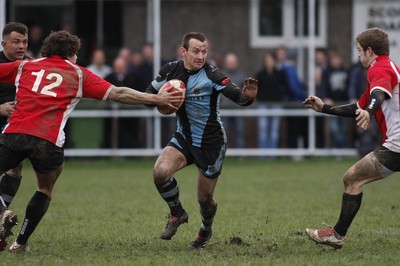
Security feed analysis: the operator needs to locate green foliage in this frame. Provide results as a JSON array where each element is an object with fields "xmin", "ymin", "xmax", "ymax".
[{"xmin": 2, "ymin": 157, "xmax": 400, "ymax": 265}]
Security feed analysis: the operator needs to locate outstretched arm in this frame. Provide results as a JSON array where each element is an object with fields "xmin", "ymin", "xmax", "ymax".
[
  {"xmin": 106, "ymin": 86, "xmax": 184, "ymax": 109},
  {"xmin": 221, "ymin": 77, "xmax": 258, "ymax": 106},
  {"xmin": 304, "ymin": 89, "xmax": 387, "ymax": 130},
  {"xmin": 303, "ymin": 95, "xmax": 357, "ymax": 117}
]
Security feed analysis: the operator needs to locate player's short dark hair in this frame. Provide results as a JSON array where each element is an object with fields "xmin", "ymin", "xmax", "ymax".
[
  {"xmin": 182, "ymin": 32, "xmax": 207, "ymax": 50},
  {"xmin": 356, "ymin": 28, "xmax": 389, "ymax": 56},
  {"xmin": 40, "ymin": 30, "xmax": 81, "ymax": 59},
  {"xmin": 2, "ymin": 22, "xmax": 28, "ymax": 38}
]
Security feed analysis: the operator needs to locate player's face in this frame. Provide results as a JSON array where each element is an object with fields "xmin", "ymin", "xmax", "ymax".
[
  {"xmin": 182, "ymin": 39, "xmax": 208, "ymax": 71},
  {"xmin": 356, "ymin": 42, "xmax": 372, "ymax": 68},
  {"xmin": 1, "ymin": 31, "xmax": 28, "ymax": 61}
]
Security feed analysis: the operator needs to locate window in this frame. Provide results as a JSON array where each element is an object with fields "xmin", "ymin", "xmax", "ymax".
[{"xmin": 250, "ymin": 0, "xmax": 327, "ymax": 48}]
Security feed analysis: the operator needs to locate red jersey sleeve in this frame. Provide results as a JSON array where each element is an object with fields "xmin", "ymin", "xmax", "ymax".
[
  {"xmin": 81, "ymin": 67, "xmax": 113, "ymax": 100},
  {"xmin": 0, "ymin": 61, "xmax": 21, "ymax": 84},
  {"xmin": 368, "ymin": 66, "xmax": 394, "ymax": 97},
  {"xmin": 357, "ymin": 90, "xmax": 369, "ymax": 109}
]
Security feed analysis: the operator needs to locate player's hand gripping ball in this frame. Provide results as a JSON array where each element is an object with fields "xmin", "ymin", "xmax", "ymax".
[{"xmin": 157, "ymin": 79, "xmax": 186, "ymax": 115}]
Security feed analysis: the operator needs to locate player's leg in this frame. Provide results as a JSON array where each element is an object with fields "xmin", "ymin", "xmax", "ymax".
[
  {"xmin": 0, "ymin": 169, "xmax": 18, "ymax": 252},
  {"xmin": 187, "ymin": 172, "xmax": 218, "ymax": 249},
  {"xmin": 0, "ymin": 161, "xmax": 24, "ymax": 207},
  {"xmin": 306, "ymin": 148, "xmax": 394, "ymax": 248},
  {"xmin": 9, "ymin": 135, "xmax": 64, "ymax": 252},
  {"xmin": 188, "ymin": 143, "xmax": 226, "ymax": 249},
  {"xmin": 154, "ymin": 144, "xmax": 188, "ymax": 240},
  {"xmin": 0, "ymin": 134, "xmax": 28, "ymax": 252},
  {"xmin": 10, "ymin": 165, "xmax": 63, "ymax": 252}
]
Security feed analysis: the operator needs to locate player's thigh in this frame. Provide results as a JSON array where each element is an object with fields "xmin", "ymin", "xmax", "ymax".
[
  {"xmin": 7, "ymin": 161, "xmax": 24, "ymax": 176},
  {"xmin": 30, "ymin": 137, "xmax": 64, "ymax": 174},
  {"xmin": 0, "ymin": 134, "xmax": 27, "ymax": 173},
  {"xmin": 154, "ymin": 146, "xmax": 187, "ymax": 180},
  {"xmin": 344, "ymin": 149, "xmax": 394, "ymax": 186},
  {"xmin": 192, "ymin": 143, "xmax": 227, "ymax": 179}
]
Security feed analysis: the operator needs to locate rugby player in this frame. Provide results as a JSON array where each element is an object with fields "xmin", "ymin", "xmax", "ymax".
[
  {"xmin": 146, "ymin": 32, "xmax": 258, "ymax": 249},
  {"xmin": 0, "ymin": 22, "xmax": 30, "ymax": 209},
  {"xmin": 0, "ymin": 30, "xmax": 183, "ymax": 252},
  {"xmin": 304, "ymin": 28, "xmax": 400, "ymax": 249}
]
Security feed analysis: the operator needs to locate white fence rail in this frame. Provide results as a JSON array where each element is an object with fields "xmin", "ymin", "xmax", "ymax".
[{"xmin": 64, "ymin": 106, "xmax": 358, "ymax": 157}]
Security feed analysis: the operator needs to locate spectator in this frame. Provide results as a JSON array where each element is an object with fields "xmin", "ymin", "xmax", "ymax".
[
  {"xmin": 320, "ymin": 49, "xmax": 351, "ymax": 148},
  {"xmin": 139, "ymin": 43, "xmax": 170, "ymax": 146},
  {"xmin": 140, "ymin": 43, "xmax": 155, "ymax": 88},
  {"xmin": 103, "ymin": 56, "xmax": 142, "ymax": 148},
  {"xmin": 220, "ymin": 52, "xmax": 247, "ymax": 148},
  {"xmin": 315, "ymin": 48, "xmax": 328, "ymax": 95},
  {"xmin": 129, "ymin": 51, "xmax": 143, "ymax": 75},
  {"xmin": 128, "ymin": 51, "xmax": 146, "ymax": 91},
  {"xmin": 27, "ymin": 25, "xmax": 43, "ymax": 58},
  {"xmin": 255, "ymin": 52, "xmax": 288, "ymax": 151},
  {"xmin": 118, "ymin": 47, "xmax": 132, "ymax": 63},
  {"xmin": 314, "ymin": 48, "xmax": 328, "ymax": 148},
  {"xmin": 275, "ymin": 46, "xmax": 308, "ymax": 150},
  {"xmin": 86, "ymin": 48, "xmax": 112, "ymax": 79}
]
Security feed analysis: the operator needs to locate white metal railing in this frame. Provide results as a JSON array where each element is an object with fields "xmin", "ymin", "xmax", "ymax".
[{"xmin": 64, "ymin": 106, "xmax": 358, "ymax": 157}]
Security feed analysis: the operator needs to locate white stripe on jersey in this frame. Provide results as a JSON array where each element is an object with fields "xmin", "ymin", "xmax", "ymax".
[
  {"xmin": 382, "ymin": 60, "xmax": 400, "ymax": 153},
  {"xmin": 54, "ymin": 60, "xmax": 84, "ymax": 147}
]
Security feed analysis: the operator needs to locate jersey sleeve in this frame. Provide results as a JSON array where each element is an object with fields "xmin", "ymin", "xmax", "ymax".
[
  {"xmin": 368, "ymin": 66, "xmax": 393, "ymax": 98},
  {"xmin": 212, "ymin": 67, "xmax": 244, "ymax": 104},
  {"xmin": 357, "ymin": 89, "xmax": 370, "ymax": 109},
  {"xmin": 146, "ymin": 62, "xmax": 176, "ymax": 94},
  {"xmin": 0, "ymin": 61, "xmax": 21, "ymax": 84},
  {"xmin": 81, "ymin": 67, "xmax": 113, "ymax": 100}
]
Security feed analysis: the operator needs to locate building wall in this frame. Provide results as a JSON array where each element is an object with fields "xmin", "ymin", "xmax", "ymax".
[
  {"xmin": 327, "ymin": 0, "xmax": 353, "ymax": 67},
  {"xmin": 123, "ymin": 0, "xmax": 354, "ymax": 80}
]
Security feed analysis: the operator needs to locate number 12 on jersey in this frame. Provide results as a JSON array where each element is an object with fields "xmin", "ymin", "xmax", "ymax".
[{"xmin": 31, "ymin": 70, "xmax": 63, "ymax": 97}]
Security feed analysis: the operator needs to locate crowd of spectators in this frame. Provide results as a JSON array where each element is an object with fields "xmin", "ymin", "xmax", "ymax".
[{"xmin": 24, "ymin": 25, "xmax": 379, "ymax": 154}]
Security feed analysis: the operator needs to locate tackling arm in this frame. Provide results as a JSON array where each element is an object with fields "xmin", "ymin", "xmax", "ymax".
[
  {"xmin": 322, "ymin": 89, "xmax": 387, "ymax": 117},
  {"xmin": 107, "ymin": 86, "xmax": 182, "ymax": 109},
  {"xmin": 322, "ymin": 103, "xmax": 358, "ymax": 117}
]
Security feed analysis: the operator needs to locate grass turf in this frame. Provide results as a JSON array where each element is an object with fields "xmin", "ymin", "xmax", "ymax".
[{"xmin": 1, "ymin": 157, "xmax": 400, "ymax": 265}]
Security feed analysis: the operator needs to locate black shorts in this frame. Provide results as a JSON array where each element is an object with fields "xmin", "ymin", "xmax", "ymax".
[
  {"xmin": 373, "ymin": 146, "xmax": 400, "ymax": 172},
  {"xmin": 168, "ymin": 132, "xmax": 226, "ymax": 179},
  {"xmin": 0, "ymin": 133, "xmax": 64, "ymax": 174}
]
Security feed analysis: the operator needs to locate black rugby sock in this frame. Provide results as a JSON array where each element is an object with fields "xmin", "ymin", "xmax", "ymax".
[
  {"xmin": 200, "ymin": 202, "xmax": 217, "ymax": 233},
  {"xmin": 0, "ymin": 173, "xmax": 22, "ymax": 207},
  {"xmin": 156, "ymin": 177, "xmax": 184, "ymax": 216},
  {"xmin": 334, "ymin": 192, "xmax": 363, "ymax": 237},
  {"xmin": 16, "ymin": 191, "xmax": 51, "ymax": 245},
  {"xmin": 0, "ymin": 191, "xmax": 6, "ymax": 213}
]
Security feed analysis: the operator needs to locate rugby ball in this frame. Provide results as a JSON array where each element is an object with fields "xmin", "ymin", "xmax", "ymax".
[{"xmin": 157, "ymin": 79, "xmax": 186, "ymax": 115}]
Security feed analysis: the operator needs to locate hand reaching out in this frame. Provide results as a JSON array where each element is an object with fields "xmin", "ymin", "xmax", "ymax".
[
  {"xmin": 242, "ymin": 77, "xmax": 258, "ymax": 101},
  {"xmin": 303, "ymin": 95, "xmax": 324, "ymax": 112}
]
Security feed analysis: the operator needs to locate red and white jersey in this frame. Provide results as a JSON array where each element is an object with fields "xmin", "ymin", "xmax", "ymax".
[
  {"xmin": 0, "ymin": 55, "xmax": 113, "ymax": 147},
  {"xmin": 357, "ymin": 55, "xmax": 400, "ymax": 152}
]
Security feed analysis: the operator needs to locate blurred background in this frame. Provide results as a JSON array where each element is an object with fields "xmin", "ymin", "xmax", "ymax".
[{"xmin": 1, "ymin": 0, "xmax": 399, "ymax": 158}]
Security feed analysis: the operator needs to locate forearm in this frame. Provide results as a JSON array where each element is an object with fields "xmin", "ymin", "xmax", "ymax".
[
  {"xmin": 322, "ymin": 102, "xmax": 358, "ymax": 117},
  {"xmin": 109, "ymin": 87, "xmax": 159, "ymax": 105},
  {"xmin": 364, "ymin": 89, "xmax": 386, "ymax": 116},
  {"xmin": 222, "ymin": 86, "xmax": 254, "ymax": 106}
]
